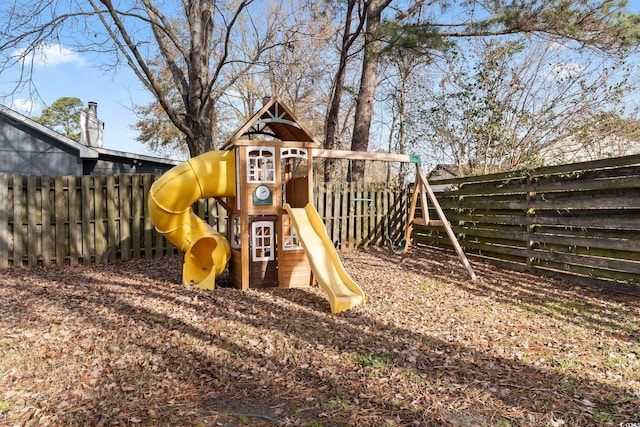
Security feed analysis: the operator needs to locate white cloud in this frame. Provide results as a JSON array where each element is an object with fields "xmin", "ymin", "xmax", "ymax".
[
  {"xmin": 11, "ymin": 98, "xmax": 40, "ymax": 113},
  {"xmin": 546, "ymin": 62, "xmax": 583, "ymax": 80},
  {"xmin": 13, "ymin": 43, "xmax": 84, "ymax": 68}
]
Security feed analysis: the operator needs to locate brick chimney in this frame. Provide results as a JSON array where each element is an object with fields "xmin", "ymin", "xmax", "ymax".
[{"xmin": 80, "ymin": 101, "xmax": 104, "ymax": 148}]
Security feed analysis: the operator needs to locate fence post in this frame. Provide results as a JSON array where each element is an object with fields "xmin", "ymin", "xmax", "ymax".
[
  {"xmin": 525, "ymin": 173, "xmax": 536, "ymax": 272},
  {"xmin": 456, "ymin": 179, "xmax": 464, "ymax": 252},
  {"xmin": 81, "ymin": 175, "xmax": 92, "ymax": 264}
]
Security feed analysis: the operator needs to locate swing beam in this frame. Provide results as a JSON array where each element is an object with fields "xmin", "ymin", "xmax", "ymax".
[{"xmin": 311, "ymin": 149, "xmax": 477, "ymax": 281}]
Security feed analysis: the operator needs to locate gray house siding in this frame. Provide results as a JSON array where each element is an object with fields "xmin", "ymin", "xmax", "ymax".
[{"xmin": 0, "ymin": 113, "xmax": 84, "ymax": 175}]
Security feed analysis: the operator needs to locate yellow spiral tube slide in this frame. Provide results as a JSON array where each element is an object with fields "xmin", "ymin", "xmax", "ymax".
[{"xmin": 148, "ymin": 150, "xmax": 236, "ymax": 289}]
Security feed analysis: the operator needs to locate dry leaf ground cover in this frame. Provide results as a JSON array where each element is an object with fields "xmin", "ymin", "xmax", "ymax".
[{"xmin": 1, "ymin": 246, "xmax": 638, "ymax": 426}]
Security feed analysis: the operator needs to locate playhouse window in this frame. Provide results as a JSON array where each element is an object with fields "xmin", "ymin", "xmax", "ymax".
[
  {"xmin": 247, "ymin": 147, "xmax": 275, "ymax": 183},
  {"xmin": 282, "ymin": 215, "xmax": 302, "ymax": 250},
  {"xmin": 281, "ymin": 147, "xmax": 307, "ymax": 160},
  {"xmin": 252, "ymin": 221, "xmax": 275, "ymax": 261}
]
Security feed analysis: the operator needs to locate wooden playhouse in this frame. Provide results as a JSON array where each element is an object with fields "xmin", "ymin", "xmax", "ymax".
[{"xmin": 221, "ymin": 97, "xmax": 319, "ymax": 290}]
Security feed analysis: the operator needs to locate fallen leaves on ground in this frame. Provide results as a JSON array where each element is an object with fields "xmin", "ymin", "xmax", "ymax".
[{"xmin": 0, "ymin": 246, "xmax": 638, "ymax": 426}]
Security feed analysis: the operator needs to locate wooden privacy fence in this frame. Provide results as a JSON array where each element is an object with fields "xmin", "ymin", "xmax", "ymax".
[
  {"xmin": 0, "ymin": 174, "xmax": 227, "ymax": 267},
  {"xmin": 4, "ymin": 152, "xmax": 639, "ymax": 295},
  {"xmin": 415, "ymin": 154, "xmax": 640, "ymax": 294},
  {"xmin": 314, "ymin": 182, "xmax": 410, "ymax": 249},
  {"xmin": 0, "ymin": 174, "xmax": 409, "ymax": 268}
]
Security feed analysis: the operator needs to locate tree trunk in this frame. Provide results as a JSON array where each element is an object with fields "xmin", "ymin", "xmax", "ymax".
[
  {"xmin": 185, "ymin": 0, "xmax": 214, "ymax": 156},
  {"xmin": 324, "ymin": 72, "xmax": 346, "ymax": 182},
  {"xmin": 324, "ymin": 0, "xmax": 362, "ymax": 182},
  {"xmin": 348, "ymin": 0, "xmax": 381, "ymax": 182},
  {"xmin": 397, "ymin": 66, "xmax": 407, "ymax": 184},
  {"xmin": 186, "ymin": 101, "xmax": 215, "ymax": 154}
]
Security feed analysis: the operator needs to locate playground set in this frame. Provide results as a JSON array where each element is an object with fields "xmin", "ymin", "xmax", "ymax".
[{"xmin": 148, "ymin": 98, "xmax": 475, "ymax": 314}]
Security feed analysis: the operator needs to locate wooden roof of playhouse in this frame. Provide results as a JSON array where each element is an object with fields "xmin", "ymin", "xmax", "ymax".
[{"xmin": 223, "ymin": 97, "xmax": 319, "ymax": 148}]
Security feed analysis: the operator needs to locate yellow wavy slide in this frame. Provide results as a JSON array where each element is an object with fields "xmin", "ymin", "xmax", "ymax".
[
  {"xmin": 284, "ymin": 203, "xmax": 365, "ymax": 313},
  {"xmin": 148, "ymin": 150, "xmax": 236, "ymax": 289}
]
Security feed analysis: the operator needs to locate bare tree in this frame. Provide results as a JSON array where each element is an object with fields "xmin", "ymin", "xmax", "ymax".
[
  {"xmin": 0, "ymin": 0, "xmax": 290, "ymax": 156},
  {"xmin": 220, "ymin": 25, "xmax": 334, "ymax": 139},
  {"xmin": 262, "ymin": 8, "xmax": 336, "ymax": 139},
  {"xmin": 132, "ymin": 0, "xmax": 334, "ymax": 155},
  {"xmin": 377, "ymin": 43, "xmax": 434, "ymax": 184},
  {"xmin": 322, "ymin": 0, "xmax": 367, "ymax": 181},
  {"xmin": 345, "ymin": 0, "xmax": 640, "ymax": 181},
  {"xmin": 550, "ymin": 110, "xmax": 640, "ymax": 163},
  {"xmin": 348, "ymin": 0, "xmax": 428, "ymax": 181},
  {"xmin": 3, "ymin": 0, "xmax": 637, "ymax": 166},
  {"xmin": 412, "ymin": 37, "xmax": 637, "ymax": 174}
]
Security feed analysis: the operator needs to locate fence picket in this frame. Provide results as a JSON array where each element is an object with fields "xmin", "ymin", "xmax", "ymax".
[
  {"xmin": 12, "ymin": 176, "xmax": 22, "ymax": 265},
  {"xmin": 54, "ymin": 177, "xmax": 66, "ymax": 265},
  {"xmin": 332, "ymin": 182, "xmax": 341, "ymax": 247},
  {"xmin": 347, "ymin": 182, "xmax": 356, "ymax": 248},
  {"xmin": 143, "ymin": 175, "xmax": 154, "ymax": 258},
  {"xmin": 41, "ymin": 176, "xmax": 53, "ymax": 265},
  {"xmin": 340, "ymin": 182, "xmax": 348, "ymax": 248},
  {"xmin": 81, "ymin": 176, "xmax": 93, "ymax": 264},
  {"xmin": 131, "ymin": 174, "xmax": 142, "ymax": 260},
  {"xmin": 94, "ymin": 176, "xmax": 107, "ymax": 263},
  {"xmin": 375, "ymin": 184, "xmax": 383, "ymax": 245},
  {"xmin": 68, "ymin": 176, "xmax": 80, "ymax": 266},
  {"xmin": 355, "ymin": 182, "xmax": 362, "ymax": 245},
  {"xmin": 120, "ymin": 175, "xmax": 131, "ymax": 261},
  {"xmin": 363, "ymin": 184, "xmax": 372, "ymax": 248},
  {"xmin": 106, "ymin": 175, "xmax": 118, "ymax": 263}
]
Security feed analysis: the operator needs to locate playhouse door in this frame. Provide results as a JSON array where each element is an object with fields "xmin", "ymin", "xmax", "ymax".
[{"xmin": 250, "ymin": 218, "xmax": 278, "ymax": 288}]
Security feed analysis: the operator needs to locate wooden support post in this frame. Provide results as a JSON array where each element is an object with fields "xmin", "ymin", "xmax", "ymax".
[
  {"xmin": 399, "ymin": 180, "xmax": 420, "ymax": 260},
  {"xmin": 416, "ymin": 166, "xmax": 477, "ymax": 281}
]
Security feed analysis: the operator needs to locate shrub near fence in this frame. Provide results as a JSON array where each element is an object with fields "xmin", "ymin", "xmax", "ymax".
[
  {"xmin": 415, "ymin": 154, "xmax": 640, "ymax": 294},
  {"xmin": 0, "ymin": 174, "xmax": 408, "ymax": 268}
]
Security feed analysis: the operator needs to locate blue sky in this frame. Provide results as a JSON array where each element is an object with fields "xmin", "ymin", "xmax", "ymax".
[{"xmin": 2, "ymin": 0, "xmax": 640, "ymax": 158}]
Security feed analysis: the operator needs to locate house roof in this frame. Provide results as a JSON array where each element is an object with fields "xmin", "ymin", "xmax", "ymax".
[
  {"xmin": 0, "ymin": 104, "xmax": 179, "ymax": 166},
  {"xmin": 223, "ymin": 97, "xmax": 320, "ymax": 148},
  {"xmin": 1, "ymin": 104, "xmax": 98, "ymax": 159},
  {"xmin": 428, "ymin": 164, "xmax": 460, "ymax": 180}
]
